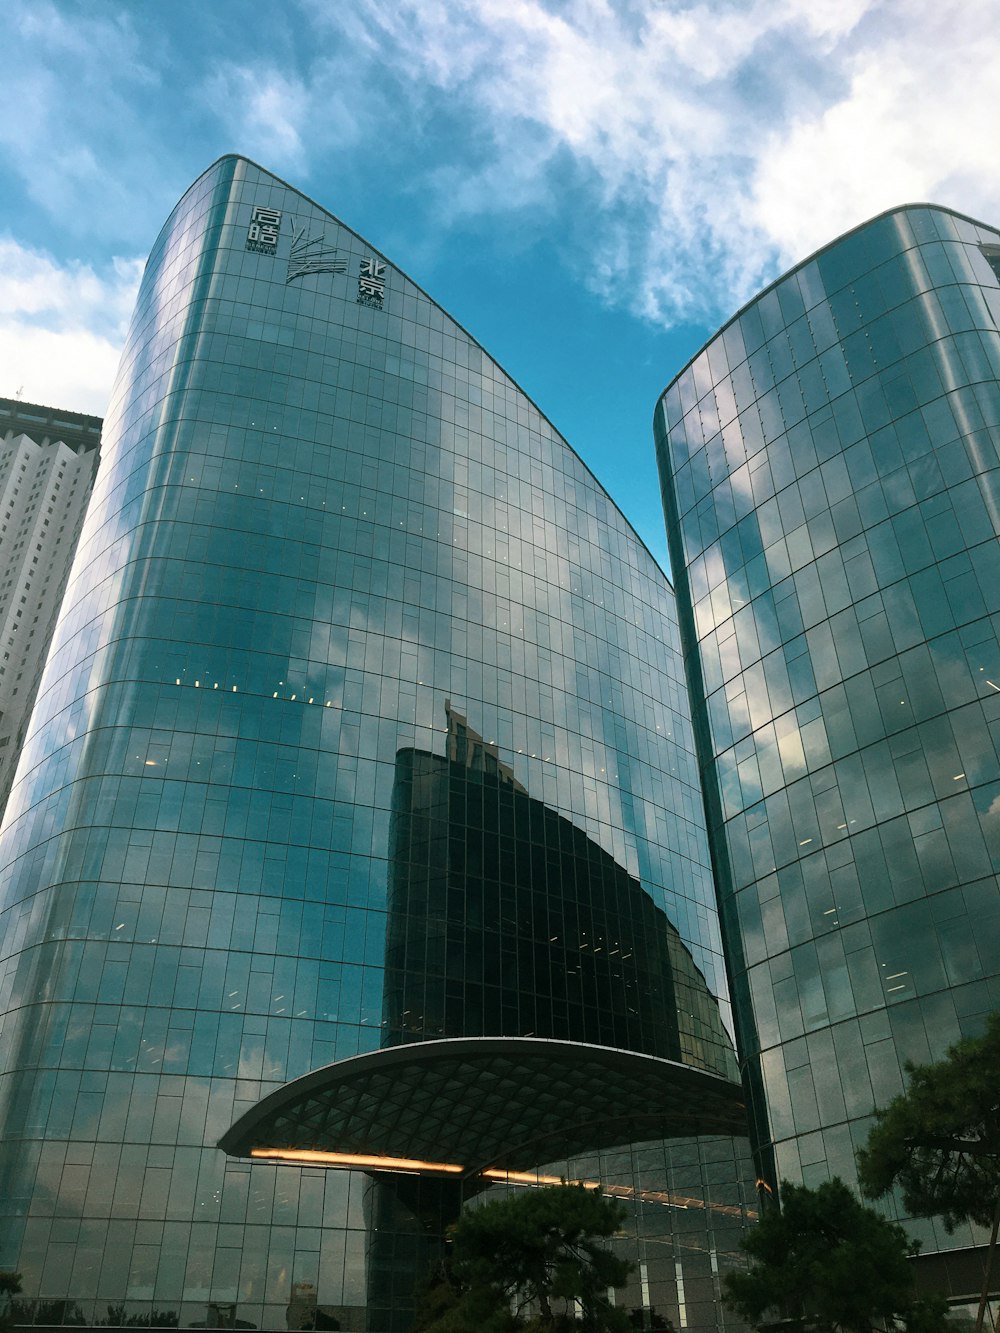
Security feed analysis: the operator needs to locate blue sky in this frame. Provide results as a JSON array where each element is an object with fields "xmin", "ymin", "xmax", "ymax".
[{"xmin": 1, "ymin": 0, "xmax": 997, "ymax": 570}]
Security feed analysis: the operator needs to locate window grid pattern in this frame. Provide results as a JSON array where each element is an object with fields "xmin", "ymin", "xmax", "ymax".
[
  {"xmin": 0, "ymin": 158, "xmax": 750, "ymax": 1329},
  {"xmin": 656, "ymin": 204, "xmax": 1000, "ymax": 1257}
]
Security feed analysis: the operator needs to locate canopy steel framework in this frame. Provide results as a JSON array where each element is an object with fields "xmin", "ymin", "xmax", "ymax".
[{"xmin": 219, "ymin": 1037, "xmax": 747, "ymax": 1178}]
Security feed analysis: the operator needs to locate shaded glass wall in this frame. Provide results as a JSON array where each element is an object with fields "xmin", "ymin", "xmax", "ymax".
[
  {"xmin": 384, "ymin": 707, "xmax": 734, "ymax": 1065},
  {"xmin": 0, "ymin": 157, "xmax": 748, "ymax": 1329},
  {"xmin": 656, "ymin": 205, "xmax": 1000, "ymax": 1266}
]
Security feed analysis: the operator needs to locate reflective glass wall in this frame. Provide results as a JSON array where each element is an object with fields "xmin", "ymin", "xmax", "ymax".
[
  {"xmin": 0, "ymin": 157, "xmax": 750, "ymax": 1330},
  {"xmin": 656, "ymin": 205, "xmax": 1000, "ymax": 1269}
]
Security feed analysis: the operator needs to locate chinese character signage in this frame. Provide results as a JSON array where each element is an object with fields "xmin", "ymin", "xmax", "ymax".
[
  {"xmin": 286, "ymin": 222, "xmax": 346, "ymax": 284},
  {"xmin": 357, "ymin": 257, "xmax": 386, "ymax": 308},
  {"xmin": 246, "ymin": 206, "xmax": 282, "ymax": 254},
  {"xmin": 245, "ymin": 203, "xmax": 389, "ymax": 312}
]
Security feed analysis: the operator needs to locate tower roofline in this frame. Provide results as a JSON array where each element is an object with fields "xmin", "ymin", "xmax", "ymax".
[
  {"xmin": 174, "ymin": 155, "xmax": 672, "ymax": 582},
  {"xmin": 0, "ymin": 395, "xmax": 102, "ymax": 454},
  {"xmin": 653, "ymin": 199, "xmax": 1000, "ymax": 409}
]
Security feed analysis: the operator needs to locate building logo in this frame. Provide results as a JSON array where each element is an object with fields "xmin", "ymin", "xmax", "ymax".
[
  {"xmin": 246, "ymin": 206, "xmax": 282, "ymax": 254},
  {"xmin": 246, "ymin": 203, "xmax": 388, "ymax": 310},
  {"xmin": 286, "ymin": 222, "xmax": 347, "ymax": 284}
]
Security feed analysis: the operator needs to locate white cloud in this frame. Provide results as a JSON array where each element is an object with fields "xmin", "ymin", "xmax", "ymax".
[
  {"xmin": 297, "ymin": 0, "xmax": 1000, "ymax": 325},
  {"xmin": 0, "ymin": 240, "xmax": 142, "ymax": 415},
  {"xmin": 4, "ymin": 0, "xmax": 998, "ymax": 391},
  {"xmin": 202, "ymin": 65, "xmax": 313, "ymax": 178},
  {"xmin": 748, "ymin": 0, "xmax": 1000, "ymax": 263},
  {"xmin": 0, "ymin": 1, "xmax": 162, "ymax": 241},
  {"xmin": 199, "ymin": 40, "xmax": 387, "ymax": 184}
]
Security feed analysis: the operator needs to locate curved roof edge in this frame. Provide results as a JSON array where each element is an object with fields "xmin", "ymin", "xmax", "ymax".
[
  {"xmin": 218, "ymin": 1035, "xmax": 747, "ymax": 1176},
  {"xmin": 653, "ymin": 200, "xmax": 1000, "ymax": 408},
  {"xmin": 162, "ymin": 154, "xmax": 672, "ymax": 584}
]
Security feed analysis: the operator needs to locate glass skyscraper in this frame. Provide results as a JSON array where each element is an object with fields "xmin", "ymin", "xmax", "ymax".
[
  {"xmin": 656, "ymin": 205, "xmax": 1000, "ymax": 1299},
  {"xmin": 0, "ymin": 158, "xmax": 753, "ymax": 1331}
]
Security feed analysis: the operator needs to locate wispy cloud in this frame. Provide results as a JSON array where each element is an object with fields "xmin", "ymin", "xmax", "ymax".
[
  {"xmin": 293, "ymin": 0, "xmax": 1000, "ymax": 324},
  {"xmin": 4, "ymin": 0, "xmax": 998, "ymax": 415},
  {"xmin": 0, "ymin": 239, "xmax": 143, "ymax": 414},
  {"xmin": 198, "ymin": 32, "xmax": 397, "ymax": 186},
  {"xmin": 748, "ymin": 0, "xmax": 1000, "ymax": 259},
  {"xmin": 201, "ymin": 65, "xmax": 314, "ymax": 178},
  {"xmin": 0, "ymin": 1, "xmax": 163, "ymax": 241}
]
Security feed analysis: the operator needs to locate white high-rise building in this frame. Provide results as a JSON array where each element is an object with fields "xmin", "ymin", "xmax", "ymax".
[{"xmin": 0, "ymin": 398, "xmax": 101, "ymax": 820}]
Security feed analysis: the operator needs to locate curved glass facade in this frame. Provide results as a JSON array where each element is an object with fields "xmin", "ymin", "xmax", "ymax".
[
  {"xmin": 656, "ymin": 206, "xmax": 1000, "ymax": 1266},
  {"xmin": 0, "ymin": 157, "xmax": 751, "ymax": 1330}
]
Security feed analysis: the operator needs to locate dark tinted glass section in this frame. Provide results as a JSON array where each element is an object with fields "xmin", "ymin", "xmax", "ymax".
[{"xmin": 385, "ymin": 707, "xmax": 732, "ymax": 1069}]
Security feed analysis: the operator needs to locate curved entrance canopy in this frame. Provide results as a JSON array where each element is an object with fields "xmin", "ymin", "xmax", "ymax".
[{"xmin": 219, "ymin": 1037, "xmax": 747, "ymax": 1178}]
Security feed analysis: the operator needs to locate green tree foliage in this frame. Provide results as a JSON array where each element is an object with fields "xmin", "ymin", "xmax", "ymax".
[
  {"xmin": 413, "ymin": 1183, "xmax": 635, "ymax": 1332},
  {"xmin": 857, "ymin": 1013, "xmax": 1000, "ymax": 1227},
  {"xmin": 723, "ymin": 1178, "xmax": 948, "ymax": 1333},
  {"xmin": 856, "ymin": 1012, "xmax": 1000, "ymax": 1332}
]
